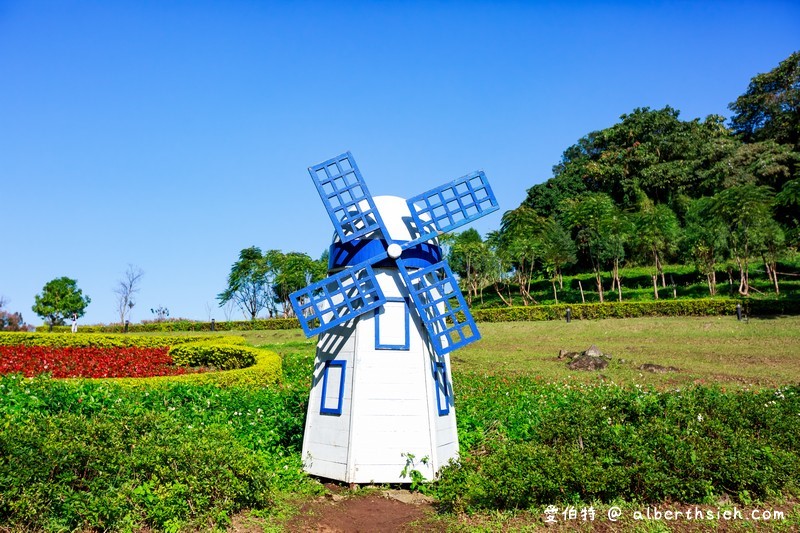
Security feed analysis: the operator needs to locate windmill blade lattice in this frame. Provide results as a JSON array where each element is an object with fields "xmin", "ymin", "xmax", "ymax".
[
  {"xmin": 291, "ymin": 259, "xmax": 387, "ymax": 337},
  {"xmin": 290, "ymin": 152, "xmax": 498, "ymax": 356},
  {"xmin": 396, "ymin": 258, "xmax": 480, "ymax": 355},
  {"xmin": 406, "ymin": 171, "xmax": 497, "ymax": 244},
  {"xmin": 308, "ymin": 152, "xmax": 388, "ymax": 243}
]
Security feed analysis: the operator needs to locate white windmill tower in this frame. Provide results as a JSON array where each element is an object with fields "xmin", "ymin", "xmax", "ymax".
[{"xmin": 289, "ymin": 152, "xmax": 498, "ymax": 484}]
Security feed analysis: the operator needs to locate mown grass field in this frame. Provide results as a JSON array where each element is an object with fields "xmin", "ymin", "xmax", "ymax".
[{"xmin": 242, "ymin": 315, "xmax": 800, "ymax": 389}]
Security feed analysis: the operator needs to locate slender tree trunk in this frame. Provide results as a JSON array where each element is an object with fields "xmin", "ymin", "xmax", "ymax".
[
  {"xmin": 558, "ymin": 270, "xmax": 564, "ymax": 290},
  {"xmin": 737, "ymin": 257, "xmax": 748, "ymax": 296},
  {"xmin": 652, "ymin": 275, "xmax": 659, "ymax": 300},
  {"xmin": 736, "ymin": 244, "xmax": 750, "ymax": 296},
  {"xmin": 670, "ymin": 275, "xmax": 677, "ymax": 299},
  {"xmin": 595, "ymin": 271, "xmax": 604, "ymax": 303},
  {"xmin": 578, "ymin": 280, "xmax": 586, "ymax": 304},
  {"xmin": 727, "ymin": 267, "xmax": 734, "ymax": 296},
  {"xmin": 493, "ymin": 283, "xmax": 514, "ymax": 307},
  {"xmin": 707, "ymin": 273, "xmax": 713, "ymax": 296},
  {"xmin": 552, "ymin": 280, "xmax": 558, "ymax": 304},
  {"xmin": 763, "ymin": 256, "xmax": 773, "ymax": 286},
  {"xmin": 710, "ymin": 270, "xmax": 717, "ymax": 296},
  {"xmin": 654, "ymin": 249, "xmax": 666, "ymax": 288}
]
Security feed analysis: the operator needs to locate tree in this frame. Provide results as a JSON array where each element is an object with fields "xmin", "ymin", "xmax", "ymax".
[
  {"xmin": 114, "ymin": 265, "xmax": 144, "ymax": 324},
  {"xmin": 494, "ymin": 206, "xmax": 542, "ymax": 306},
  {"xmin": 633, "ymin": 201, "xmax": 681, "ymax": 288},
  {"xmin": 0, "ymin": 296, "xmax": 31, "ymax": 331},
  {"xmin": 272, "ymin": 252, "xmax": 327, "ymax": 317},
  {"xmin": 538, "ymin": 217, "xmax": 577, "ymax": 302},
  {"xmin": 485, "ymin": 231, "xmax": 516, "ymax": 307},
  {"xmin": 217, "ymin": 246, "xmax": 270, "ymax": 320},
  {"xmin": 32, "ymin": 277, "xmax": 91, "ymax": 330},
  {"xmin": 684, "ymin": 197, "xmax": 728, "ymax": 296},
  {"xmin": 775, "ymin": 178, "xmax": 800, "ymax": 246},
  {"xmin": 448, "ymin": 229, "xmax": 492, "ymax": 305},
  {"xmin": 757, "ymin": 219, "xmax": 785, "ymax": 295},
  {"xmin": 600, "ymin": 209, "xmax": 633, "ymax": 301},
  {"xmin": 524, "ymin": 108, "xmax": 736, "ymax": 215},
  {"xmin": 559, "ymin": 193, "xmax": 617, "ymax": 302},
  {"xmin": 711, "ymin": 185, "xmax": 775, "ymax": 295},
  {"xmin": 729, "ymin": 51, "xmax": 800, "ymax": 147},
  {"xmin": 150, "ymin": 306, "xmax": 170, "ymax": 322},
  {"xmin": 711, "ymin": 141, "xmax": 798, "ymax": 190}
]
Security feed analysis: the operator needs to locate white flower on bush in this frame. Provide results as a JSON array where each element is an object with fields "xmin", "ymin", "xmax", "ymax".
[{"xmin": 697, "ymin": 413, "xmax": 703, "ymax": 423}]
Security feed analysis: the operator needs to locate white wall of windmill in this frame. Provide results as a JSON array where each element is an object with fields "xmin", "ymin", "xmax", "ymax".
[
  {"xmin": 343, "ymin": 268, "xmax": 457, "ymax": 483},
  {"xmin": 301, "ymin": 320, "xmax": 357, "ymax": 481}
]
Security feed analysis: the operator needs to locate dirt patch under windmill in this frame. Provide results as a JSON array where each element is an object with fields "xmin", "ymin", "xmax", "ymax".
[{"xmin": 282, "ymin": 491, "xmax": 443, "ymax": 533}]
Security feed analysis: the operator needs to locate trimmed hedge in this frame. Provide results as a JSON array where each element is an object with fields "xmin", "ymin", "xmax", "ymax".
[
  {"xmin": 37, "ymin": 318, "xmax": 300, "ymax": 333},
  {"xmin": 0, "ymin": 332, "xmax": 245, "ymax": 348},
  {"xmin": 471, "ymin": 297, "xmax": 800, "ymax": 323},
  {"xmin": 29, "ymin": 297, "xmax": 800, "ymax": 336},
  {"xmin": 110, "ymin": 347, "xmax": 282, "ymax": 388},
  {"xmin": 168, "ymin": 342, "xmax": 257, "ymax": 370}
]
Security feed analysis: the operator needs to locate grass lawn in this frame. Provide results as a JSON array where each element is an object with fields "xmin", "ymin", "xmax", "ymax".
[{"xmin": 237, "ymin": 315, "xmax": 800, "ymax": 389}]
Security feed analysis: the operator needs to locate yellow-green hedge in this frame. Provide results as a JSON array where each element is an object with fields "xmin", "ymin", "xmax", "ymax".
[
  {"xmin": 37, "ymin": 318, "xmax": 301, "ymax": 333},
  {"xmin": 168, "ymin": 342, "xmax": 257, "ymax": 370},
  {"xmin": 0, "ymin": 332, "xmax": 245, "ymax": 348},
  {"xmin": 470, "ymin": 298, "xmax": 740, "ymax": 322},
  {"xmin": 106, "ymin": 347, "xmax": 282, "ymax": 388}
]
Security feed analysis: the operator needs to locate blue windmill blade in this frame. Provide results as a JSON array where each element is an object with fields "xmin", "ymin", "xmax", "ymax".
[
  {"xmin": 396, "ymin": 258, "xmax": 481, "ymax": 356},
  {"xmin": 308, "ymin": 152, "xmax": 389, "ymax": 243},
  {"xmin": 406, "ymin": 171, "xmax": 499, "ymax": 243},
  {"xmin": 290, "ymin": 259, "xmax": 388, "ymax": 337}
]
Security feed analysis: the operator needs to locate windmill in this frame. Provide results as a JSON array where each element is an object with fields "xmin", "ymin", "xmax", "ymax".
[{"xmin": 289, "ymin": 152, "xmax": 498, "ymax": 484}]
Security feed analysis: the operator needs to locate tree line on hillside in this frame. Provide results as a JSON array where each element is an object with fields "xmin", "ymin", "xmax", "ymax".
[{"xmin": 447, "ymin": 52, "xmax": 799, "ymax": 305}]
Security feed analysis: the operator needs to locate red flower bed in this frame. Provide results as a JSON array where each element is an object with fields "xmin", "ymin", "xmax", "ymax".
[{"xmin": 0, "ymin": 345, "xmax": 199, "ymax": 378}]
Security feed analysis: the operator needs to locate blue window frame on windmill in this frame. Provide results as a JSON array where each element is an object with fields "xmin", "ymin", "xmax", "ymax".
[
  {"xmin": 374, "ymin": 297, "xmax": 410, "ymax": 350},
  {"xmin": 433, "ymin": 361, "xmax": 450, "ymax": 416},
  {"xmin": 320, "ymin": 359, "xmax": 347, "ymax": 415}
]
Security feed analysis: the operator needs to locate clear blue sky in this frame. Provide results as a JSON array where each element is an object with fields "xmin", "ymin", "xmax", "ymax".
[{"xmin": 2, "ymin": 1, "xmax": 798, "ymax": 325}]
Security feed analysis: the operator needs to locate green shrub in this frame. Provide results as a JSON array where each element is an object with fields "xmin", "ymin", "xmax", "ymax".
[
  {"xmin": 168, "ymin": 342, "xmax": 258, "ymax": 370},
  {"xmin": 0, "ymin": 373, "xmax": 317, "ymax": 531},
  {"xmin": 0, "ymin": 332, "xmax": 245, "ymax": 348},
  {"xmin": 436, "ymin": 374, "xmax": 800, "ymax": 512}
]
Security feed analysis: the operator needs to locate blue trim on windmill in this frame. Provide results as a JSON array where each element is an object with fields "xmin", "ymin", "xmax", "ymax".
[
  {"xmin": 320, "ymin": 359, "xmax": 347, "ymax": 415},
  {"xmin": 433, "ymin": 361, "xmax": 450, "ymax": 416},
  {"xmin": 374, "ymin": 297, "xmax": 411, "ymax": 350},
  {"xmin": 289, "ymin": 152, "xmax": 499, "ymax": 359}
]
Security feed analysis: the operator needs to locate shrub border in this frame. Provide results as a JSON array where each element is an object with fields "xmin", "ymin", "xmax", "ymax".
[
  {"xmin": 104, "ymin": 346, "xmax": 282, "ymax": 388},
  {"xmin": 32, "ymin": 297, "xmax": 800, "ymax": 333}
]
